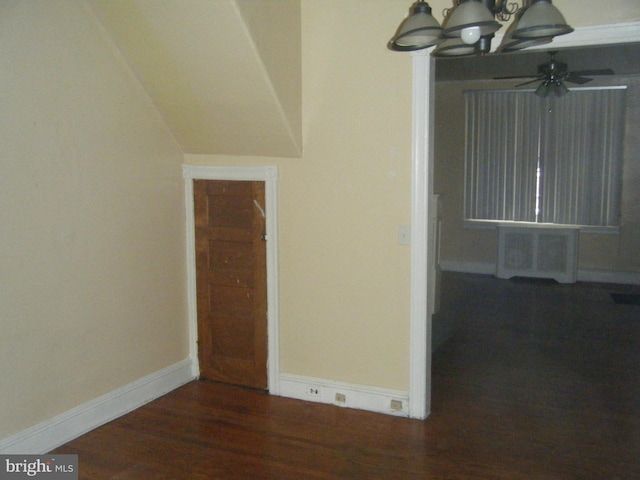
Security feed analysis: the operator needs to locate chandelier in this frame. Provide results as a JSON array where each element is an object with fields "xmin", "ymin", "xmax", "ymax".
[{"xmin": 388, "ymin": 0, "xmax": 574, "ymax": 56}]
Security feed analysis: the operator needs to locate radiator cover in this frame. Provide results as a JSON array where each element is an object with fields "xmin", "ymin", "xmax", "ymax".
[{"xmin": 497, "ymin": 226, "xmax": 579, "ymax": 283}]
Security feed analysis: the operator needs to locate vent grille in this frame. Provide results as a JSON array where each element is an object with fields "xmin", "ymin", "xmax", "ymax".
[{"xmin": 497, "ymin": 226, "xmax": 579, "ymax": 283}]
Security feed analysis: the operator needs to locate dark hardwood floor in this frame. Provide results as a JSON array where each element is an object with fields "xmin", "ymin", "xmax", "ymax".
[{"xmin": 52, "ymin": 272, "xmax": 640, "ymax": 479}]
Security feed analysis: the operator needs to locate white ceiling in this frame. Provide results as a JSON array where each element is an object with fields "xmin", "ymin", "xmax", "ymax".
[{"xmin": 89, "ymin": 0, "xmax": 302, "ymax": 157}]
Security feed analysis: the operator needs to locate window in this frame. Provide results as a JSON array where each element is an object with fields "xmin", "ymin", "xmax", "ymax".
[{"xmin": 464, "ymin": 87, "xmax": 626, "ymax": 229}]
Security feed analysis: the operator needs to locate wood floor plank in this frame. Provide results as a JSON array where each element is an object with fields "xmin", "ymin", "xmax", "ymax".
[{"xmin": 52, "ymin": 273, "xmax": 640, "ymax": 479}]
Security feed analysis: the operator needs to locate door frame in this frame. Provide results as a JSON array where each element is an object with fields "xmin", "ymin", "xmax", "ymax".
[
  {"xmin": 408, "ymin": 50, "xmax": 434, "ymax": 420},
  {"xmin": 182, "ymin": 165, "xmax": 280, "ymax": 394}
]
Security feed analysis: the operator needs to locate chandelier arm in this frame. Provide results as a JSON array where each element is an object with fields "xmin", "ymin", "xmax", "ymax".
[
  {"xmin": 444, "ymin": 0, "xmax": 463, "ymax": 17},
  {"xmin": 493, "ymin": 0, "xmax": 523, "ymax": 21},
  {"xmin": 445, "ymin": 0, "xmax": 524, "ymax": 22}
]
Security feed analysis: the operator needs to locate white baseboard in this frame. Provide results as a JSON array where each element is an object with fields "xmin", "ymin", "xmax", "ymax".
[
  {"xmin": 0, "ymin": 358, "xmax": 196, "ymax": 454},
  {"xmin": 440, "ymin": 260, "xmax": 640, "ymax": 285},
  {"xmin": 577, "ymin": 269, "xmax": 640, "ymax": 285},
  {"xmin": 439, "ymin": 260, "xmax": 495, "ymax": 275},
  {"xmin": 278, "ymin": 373, "xmax": 409, "ymax": 417}
]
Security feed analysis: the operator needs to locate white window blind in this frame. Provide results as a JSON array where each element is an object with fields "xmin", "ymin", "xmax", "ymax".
[{"xmin": 464, "ymin": 87, "xmax": 626, "ymax": 228}]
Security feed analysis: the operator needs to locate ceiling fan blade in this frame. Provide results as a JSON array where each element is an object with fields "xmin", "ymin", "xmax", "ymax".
[
  {"xmin": 493, "ymin": 52, "xmax": 614, "ymax": 89},
  {"xmin": 515, "ymin": 78, "xmax": 543, "ymax": 87},
  {"xmin": 494, "ymin": 74, "xmax": 537, "ymax": 80},
  {"xmin": 568, "ymin": 68, "xmax": 615, "ymax": 77},
  {"xmin": 563, "ymin": 74, "xmax": 593, "ymax": 85}
]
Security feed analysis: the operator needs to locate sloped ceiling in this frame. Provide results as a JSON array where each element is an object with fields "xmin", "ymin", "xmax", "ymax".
[{"xmin": 89, "ymin": 0, "xmax": 302, "ymax": 157}]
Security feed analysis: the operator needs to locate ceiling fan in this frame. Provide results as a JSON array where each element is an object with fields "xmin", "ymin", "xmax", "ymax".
[{"xmin": 496, "ymin": 51, "xmax": 615, "ymax": 97}]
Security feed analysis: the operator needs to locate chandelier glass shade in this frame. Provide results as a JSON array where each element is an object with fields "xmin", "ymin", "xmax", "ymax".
[
  {"xmin": 497, "ymin": 6, "xmax": 554, "ymax": 52},
  {"xmin": 388, "ymin": 1, "xmax": 443, "ymax": 51},
  {"xmin": 512, "ymin": 0, "xmax": 574, "ymax": 39},
  {"xmin": 441, "ymin": 0, "xmax": 501, "ymax": 42},
  {"xmin": 432, "ymin": 37, "xmax": 478, "ymax": 57}
]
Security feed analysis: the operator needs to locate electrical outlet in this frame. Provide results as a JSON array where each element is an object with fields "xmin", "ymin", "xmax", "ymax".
[
  {"xmin": 390, "ymin": 399, "xmax": 403, "ymax": 411},
  {"xmin": 306, "ymin": 386, "xmax": 321, "ymax": 397},
  {"xmin": 335, "ymin": 393, "xmax": 346, "ymax": 404}
]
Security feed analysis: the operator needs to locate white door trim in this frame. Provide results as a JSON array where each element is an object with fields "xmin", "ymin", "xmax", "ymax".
[
  {"xmin": 408, "ymin": 50, "xmax": 434, "ymax": 420},
  {"xmin": 408, "ymin": 21, "xmax": 640, "ymax": 420},
  {"xmin": 182, "ymin": 165, "xmax": 280, "ymax": 394}
]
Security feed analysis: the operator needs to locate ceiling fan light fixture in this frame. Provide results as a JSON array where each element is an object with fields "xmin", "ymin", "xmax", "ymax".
[
  {"xmin": 389, "ymin": 1, "xmax": 443, "ymax": 51},
  {"xmin": 534, "ymin": 82, "xmax": 549, "ymax": 97},
  {"xmin": 442, "ymin": 0, "xmax": 501, "ymax": 42},
  {"xmin": 535, "ymin": 80, "xmax": 569, "ymax": 97},
  {"xmin": 512, "ymin": 0, "xmax": 574, "ymax": 39},
  {"xmin": 500, "ymin": 52, "xmax": 615, "ymax": 97}
]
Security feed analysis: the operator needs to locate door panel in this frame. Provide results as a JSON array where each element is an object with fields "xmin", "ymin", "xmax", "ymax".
[{"xmin": 194, "ymin": 179, "xmax": 267, "ymax": 389}]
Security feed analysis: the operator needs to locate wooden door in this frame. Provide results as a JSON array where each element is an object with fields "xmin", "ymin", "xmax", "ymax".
[{"xmin": 194, "ymin": 179, "xmax": 267, "ymax": 390}]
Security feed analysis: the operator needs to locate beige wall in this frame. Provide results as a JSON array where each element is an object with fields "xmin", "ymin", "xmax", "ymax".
[
  {"xmin": 0, "ymin": 1, "xmax": 188, "ymax": 438},
  {"xmin": 542, "ymin": 0, "xmax": 640, "ymax": 26},
  {"xmin": 435, "ymin": 76, "xmax": 640, "ymax": 274},
  {"xmin": 185, "ymin": 0, "xmax": 414, "ymax": 391}
]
